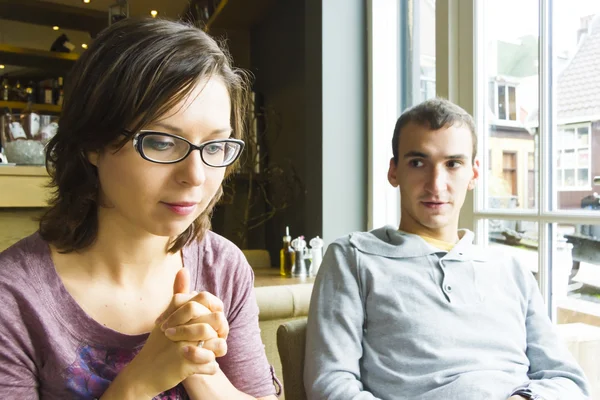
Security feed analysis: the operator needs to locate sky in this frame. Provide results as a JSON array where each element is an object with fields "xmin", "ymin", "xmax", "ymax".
[{"xmin": 485, "ymin": 0, "xmax": 599, "ymax": 55}]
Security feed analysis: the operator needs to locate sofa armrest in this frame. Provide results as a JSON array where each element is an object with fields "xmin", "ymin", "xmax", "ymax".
[{"xmin": 254, "ymin": 283, "xmax": 313, "ymax": 321}]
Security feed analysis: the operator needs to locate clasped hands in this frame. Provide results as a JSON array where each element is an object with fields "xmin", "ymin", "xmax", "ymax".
[{"xmin": 122, "ymin": 268, "xmax": 229, "ymax": 397}]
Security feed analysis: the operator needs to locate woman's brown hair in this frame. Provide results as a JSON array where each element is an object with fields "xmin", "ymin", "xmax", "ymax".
[{"xmin": 39, "ymin": 17, "xmax": 249, "ymax": 253}]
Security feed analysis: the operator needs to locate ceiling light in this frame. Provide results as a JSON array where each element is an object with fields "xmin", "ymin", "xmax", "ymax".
[
  {"xmin": 83, "ymin": 0, "xmax": 91, "ymax": 3},
  {"xmin": 81, "ymin": 43, "xmax": 88, "ymax": 49},
  {"xmin": 53, "ymin": 26, "xmax": 59, "ymax": 31},
  {"xmin": 0, "ymin": 65, "xmax": 4, "ymax": 69},
  {"xmin": 150, "ymin": 10, "xmax": 158, "ymax": 18}
]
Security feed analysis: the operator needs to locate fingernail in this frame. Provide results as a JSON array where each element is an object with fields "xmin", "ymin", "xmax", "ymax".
[
  {"xmin": 165, "ymin": 328, "xmax": 176, "ymax": 336},
  {"xmin": 183, "ymin": 346, "xmax": 191, "ymax": 354},
  {"xmin": 160, "ymin": 321, "xmax": 169, "ymax": 331}
]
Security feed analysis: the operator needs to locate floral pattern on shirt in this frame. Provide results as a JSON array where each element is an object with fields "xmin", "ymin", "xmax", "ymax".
[{"xmin": 65, "ymin": 343, "xmax": 188, "ymax": 399}]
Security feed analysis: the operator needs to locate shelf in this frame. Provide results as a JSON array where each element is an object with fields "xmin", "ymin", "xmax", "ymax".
[
  {"xmin": 0, "ymin": 165, "xmax": 50, "ymax": 207},
  {"xmin": 0, "ymin": 0, "xmax": 107, "ymax": 37},
  {"xmin": 0, "ymin": 101, "xmax": 61, "ymax": 113},
  {"xmin": 0, "ymin": 44, "xmax": 79, "ymax": 73},
  {"xmin": 205, "ymin": 0, "xmax": 275, "ymax": 31},
  {"xmin": 0, "ymin": 165, "xmax": 48, "ymax": 177}
]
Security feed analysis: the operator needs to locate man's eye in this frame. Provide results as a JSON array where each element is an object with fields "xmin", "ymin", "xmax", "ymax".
[
  {"xmin": 409, "ymin": 159, "xmax": 424, "ymax": 167},
  {"xmin": 205, "ymin": 143, "xmax": 225, "ymax": 155},
  {"xmin": 447, "ymin": 160, "xmax": 462, "ymax": 168}
]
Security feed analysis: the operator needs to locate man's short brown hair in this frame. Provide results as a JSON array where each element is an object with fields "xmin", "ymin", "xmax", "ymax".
[{"xmin": 391, "ymin": 98, "xmax": 477, "ymax": 163}]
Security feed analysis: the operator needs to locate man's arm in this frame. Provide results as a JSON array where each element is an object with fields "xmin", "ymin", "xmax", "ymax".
[
  {"xmin": 517, "ymin": 268, "xmax": 591, "ymax": 399},
  {"xmin": 304, "ymin": 241, "xmax": 381, "ymax": 400}
]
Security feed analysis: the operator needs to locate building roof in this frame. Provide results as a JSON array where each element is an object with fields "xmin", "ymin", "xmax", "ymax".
[
  {"xmin": 497, "ymin": 36, "xmax": 538, "ymax": 78},
  {"xmin": 557, "ymin": 16, "xmax": 600, "ymax": 121}
]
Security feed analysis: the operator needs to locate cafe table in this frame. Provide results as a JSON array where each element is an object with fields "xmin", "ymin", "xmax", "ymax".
[{"xmin": 253, "ymin": 267, "xmax": 316, "ymax": 287}]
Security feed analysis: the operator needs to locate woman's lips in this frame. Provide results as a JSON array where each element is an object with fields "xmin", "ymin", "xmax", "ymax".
[{"xmin": 162, "ymin": 202, "xmax": 198, "ymax": 216}]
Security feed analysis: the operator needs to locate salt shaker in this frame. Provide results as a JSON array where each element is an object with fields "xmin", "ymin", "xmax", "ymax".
[{"xmin": 309, "ymin": 236, "xmax": 324, "ymax": 276}]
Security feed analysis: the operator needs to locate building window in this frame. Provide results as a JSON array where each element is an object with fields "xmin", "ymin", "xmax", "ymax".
[
  {"xmin": 490, "ymin": 81, "xmax": 518, "ymax": 122},
  {"xmin": 502, "ymin": 151, "xmax": 517, "ymax": 195},
  {"xmin": 557, "ymin": 124, "xmax": 591, "ymax": 190}
]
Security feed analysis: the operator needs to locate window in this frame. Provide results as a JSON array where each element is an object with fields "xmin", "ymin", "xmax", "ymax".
[
  {"xmin": 368, "ymin": 0, "xmax": 436, "ymax": 229},
  {"xmin": 420, "ymin": 64, "xmax": 436, "ymax": 102},
  {"xmin": 479, "ymin": 0, "xmax": 600, "ymax": 329},
  {"xmin": 436, "ymin": 0, "xmax": 600, "ymax": 339},
  {"xmin": 490, "ymin": 81, "xmax": 518, "ymax": 122},
  {"xmin": 367, "ymin": 0, "xmax": 401, "ymax": 229},
  {"xmin": 556, "ymin": 124, "xmax": 591, "ymax": 190}
]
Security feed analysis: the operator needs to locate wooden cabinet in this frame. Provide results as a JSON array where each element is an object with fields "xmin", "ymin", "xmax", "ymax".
[{"xmin": 0, "ymin": 166, "xmax": 51, "ymax": 207}]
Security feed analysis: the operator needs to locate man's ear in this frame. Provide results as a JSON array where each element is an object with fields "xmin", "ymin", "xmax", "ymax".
[
  {"xmin": 388, "ymin": 157, "xmax": 399, "ymax": 188},
  {"xmin": 86, "ymin": 150, "xmax": 99, "ymax": 167},
  {"xmin": 468, "ymin": 158, "xmax": 480, "ymax": 190}
]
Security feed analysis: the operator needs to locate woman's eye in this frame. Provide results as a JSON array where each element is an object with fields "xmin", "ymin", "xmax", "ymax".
[
  {"xmin": 147, "ymin": 139, "xmax": 175, "ymax": 151},
  {"xmin": 205, "ymin": 143, "xmax": 225, "ymax": 155}
]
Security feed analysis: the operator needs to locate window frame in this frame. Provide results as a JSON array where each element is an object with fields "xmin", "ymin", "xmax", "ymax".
[{"xmin": 436, "ymin": 0, "xmax": 600, "ymax": 320}]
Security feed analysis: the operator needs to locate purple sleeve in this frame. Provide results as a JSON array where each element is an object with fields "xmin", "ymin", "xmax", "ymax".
[
  {"xmin": 216, "ymin": 252, "xmax": 278, "ymax": 398},
  {"xmin": 0, "ymin": 286, "xmax": 39, "ymax": 398}
]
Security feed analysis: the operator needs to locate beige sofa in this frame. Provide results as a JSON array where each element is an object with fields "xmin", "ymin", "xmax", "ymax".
[{"xmin": 254, "ymin": 283, "xmax": 313, "ymax": 399}]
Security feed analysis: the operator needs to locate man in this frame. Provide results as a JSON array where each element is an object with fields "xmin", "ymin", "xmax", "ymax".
[{"xmin": 304, "ymin": 98, "xmax": 590, "ymax": 400}]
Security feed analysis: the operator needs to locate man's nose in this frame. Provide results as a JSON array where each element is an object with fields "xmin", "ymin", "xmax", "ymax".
[{"xmin": 424, "ymin": 165, "xmax": 447, "ymax": 194}]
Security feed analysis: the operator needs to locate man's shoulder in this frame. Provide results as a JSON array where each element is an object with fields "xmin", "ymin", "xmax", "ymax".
[
  {"xmin": 340, "ymin": 226, "xmax": 434, "ymax": 259},
  {"xmin": 327, "ymin": 226, "xmax": 392, "ymax": 254}
]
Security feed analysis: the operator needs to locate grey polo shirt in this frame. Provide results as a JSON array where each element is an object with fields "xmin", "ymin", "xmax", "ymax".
[{"xmin": 304, "ymin": 226, "xmax": 590, "ymax": 400}]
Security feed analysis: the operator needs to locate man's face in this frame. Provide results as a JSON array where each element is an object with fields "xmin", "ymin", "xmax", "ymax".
[{"xmin": 388, "ymin": 122, "xmax": 479, "ymax": 237}]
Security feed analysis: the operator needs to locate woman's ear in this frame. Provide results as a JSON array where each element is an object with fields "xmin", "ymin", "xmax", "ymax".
[{"xmin": 86, "ymin": 150, "xmax": 99, "ymax": 167}]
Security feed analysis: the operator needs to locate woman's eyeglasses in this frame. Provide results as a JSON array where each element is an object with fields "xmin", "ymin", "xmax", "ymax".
[{"xmin": 127, "ymin": 130, "xmax": 244, "ymax": 167}]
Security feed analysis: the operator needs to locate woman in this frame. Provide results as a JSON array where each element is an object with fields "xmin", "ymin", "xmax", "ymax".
[{"xmin": 0, "ymin": 18, "xmax": 279, "ymax": 400}]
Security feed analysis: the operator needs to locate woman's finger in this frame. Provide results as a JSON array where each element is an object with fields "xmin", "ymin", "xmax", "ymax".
[
  {"xmin": 181, "ymin": 346, "xmax": 219, "ymax": 375},
  {"xmin": 156, "ymin": 290, "xmax": 221, "ymax": 327},
  {"xmin": 161, "ymin": 301, "xmax": 211, "ymax": 331},
  {"xmin": 190, "ymin": 291, "xmax": 224, "ymax": 313},
  {"xmin": 195, "ymin": 311, "xmax": 229, "ymax": 339},
  {"xmin": 194, "ymin": 338, "xmax": 228, "ymax": 358},
  {"xmin": 165, "ymin": 322, "xmax": 218, "ymax": 342},
  {"xmin": 155, "ymin": 291, "xmax": 198, "ymax": 326}
]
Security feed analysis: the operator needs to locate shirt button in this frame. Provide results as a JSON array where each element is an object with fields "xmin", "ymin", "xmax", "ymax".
[{"xmin": 446, "ymin": 285, "xmax": 452, "ymax": 292}]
